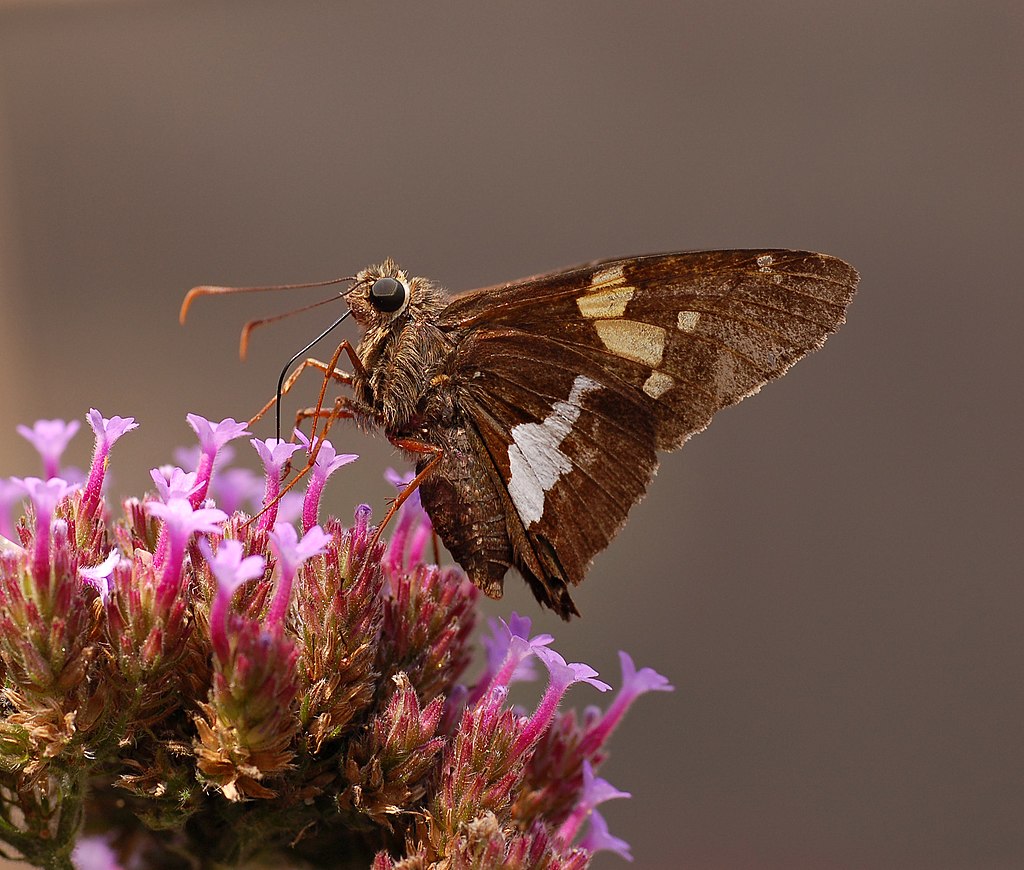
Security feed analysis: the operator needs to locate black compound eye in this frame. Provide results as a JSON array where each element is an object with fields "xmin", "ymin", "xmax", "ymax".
[{"xmin": 369, "ymin": 276, "xmax": 407, "ymax": 313}]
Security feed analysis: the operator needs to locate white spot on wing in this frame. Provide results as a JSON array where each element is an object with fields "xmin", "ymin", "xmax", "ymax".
[
  {"xmin": 757, "ymin": 254, "xmax": 774, "ymax": 272},
  {"xmin": 577, "ymin": 286, "xmax": 635, "ymax": 318},
  {"xmin": 507, "ymin": 375, "xmax": 600, "ymax": 528},
  {"xmin": 677, "ymin": 310, "xmax": 700, "ymax": 332},
  {"xmin": 594, "ymin": 319, "xmax": 666, "ymax": 366},
  {"xmin": 590, "ymin": 264, "xmax": 625, "ymax": 287},
  {"xmin": 643, "ymin": 370, "xmax": 674, "ymax": 398}
]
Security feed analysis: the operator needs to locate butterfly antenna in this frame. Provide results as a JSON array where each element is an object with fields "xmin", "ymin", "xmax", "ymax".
[
  {"xmin": 239, "ymin": 294, "xmax": 346, "ymax": 360},
  {"xmin": 275, "ymin": 310, "xmax": 352, "ymax": 441},
  {"xmin": 179, "ymin": 275, "xmax": 356, "ymax": 324}
]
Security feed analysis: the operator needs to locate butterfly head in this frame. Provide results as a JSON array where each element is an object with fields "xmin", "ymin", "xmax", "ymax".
[{"xmin": 345, "ymin": 259, "xmax": 446, "ymax": 336}]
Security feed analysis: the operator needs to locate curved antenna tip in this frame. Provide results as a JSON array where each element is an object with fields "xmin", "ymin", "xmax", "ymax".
[{"xmin": 179, "ymin": 285, "xmax": 218, "ymax": 325}]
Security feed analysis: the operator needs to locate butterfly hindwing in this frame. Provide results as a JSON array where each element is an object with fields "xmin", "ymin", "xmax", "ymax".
[{"xmin": 454, "ymin": 330, "xmax": 659, "ymax": 616}]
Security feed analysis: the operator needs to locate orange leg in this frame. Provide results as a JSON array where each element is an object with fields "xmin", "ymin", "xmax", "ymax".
[
  {"xmin": 248, "ymin": 358, "xmax": 352, "ymax": 428},
  {"xmin": 363, "ymin": 438, "xmax": 444, "ymax": 563}
]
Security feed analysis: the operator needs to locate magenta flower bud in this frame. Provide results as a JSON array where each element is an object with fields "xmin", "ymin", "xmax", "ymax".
[
  {"xmin": 251, "ymin": 437, "xmax": 303, "ymax": 531},
  {"xmin": 294, "ymin": 430, "xmax": 357, "ymax": 533},
  {"xmin": 200, "ymin": 538, "xmax": 266, "ymax": 663},
  {"xmin": 145, "ymin": 498, "xmax": 227, "ymax": 607},
  {"xmin": 185, "ymin": 414, "xmax": 250, "ymax": 507},
  {"xmin": 579, "ymin": 651, "xmax": 673, "ymax": 758},
  {"xmin": 266, "ymin": 522, "xmax": 330, "ymax": 629},
  {"xmin": 81, "ymin": 410, "xmax": 138, "ymax": 521},
  {"xmin": 17, "ymin": 418, "xmax": 80, "ymax": 480}
]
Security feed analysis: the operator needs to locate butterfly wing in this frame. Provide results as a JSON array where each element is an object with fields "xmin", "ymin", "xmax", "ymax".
[{"xmin": 428, "ymin": 250, "xmax": 857, "ymax": 616}]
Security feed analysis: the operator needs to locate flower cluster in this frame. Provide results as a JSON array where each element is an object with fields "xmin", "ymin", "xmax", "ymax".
[{"xmin": 0, "ymin": 412, "xmax": 672, "ymax": 869}]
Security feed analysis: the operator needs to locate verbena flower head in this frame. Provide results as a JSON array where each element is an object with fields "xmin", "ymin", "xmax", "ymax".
[{"xmin": 0, "ymin": 409, "xmax": 672, "ymax": 869}]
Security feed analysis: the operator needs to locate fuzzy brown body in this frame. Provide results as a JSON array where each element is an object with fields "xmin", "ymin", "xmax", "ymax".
[{"xmin": 341, "ymin": 253, "xmax": 857, "ymax": 618}]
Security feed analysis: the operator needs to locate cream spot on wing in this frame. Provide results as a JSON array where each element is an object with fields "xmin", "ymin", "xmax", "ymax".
[
  {"xmin": 643, "ymin": 371, "xmax": 674, "ymax": 398},
  {"xmin": 507, "ymin": 375, "xmax": 601, "ymax": 528},
  {"xmin": 757, "ymin": 254, "xmax": 774, "ymax": 272},
  {"xmin": 594, "ymin": 320, "xmax": 666, "ymax": 366},
  {"xmin": 677, "ymin": 310, "xmax": 700, "ymax": 332},
  {"xmin": 576, "ymin": 285, "xmax": 635, "ymax": 318},
  {"xmin": 590, "ymin": 264, "xmax": 625, "ymax": 287}
]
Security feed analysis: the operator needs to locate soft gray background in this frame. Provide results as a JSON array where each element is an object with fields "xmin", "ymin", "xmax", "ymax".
[{"xmin": 0, "ymin": 3, "xmax": 1021, "ymax": 868}]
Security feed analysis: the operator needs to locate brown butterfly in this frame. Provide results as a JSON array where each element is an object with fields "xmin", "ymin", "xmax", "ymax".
[{"xmin": 183, "ymin": 250, "xmax": 857, "ymax": 619}]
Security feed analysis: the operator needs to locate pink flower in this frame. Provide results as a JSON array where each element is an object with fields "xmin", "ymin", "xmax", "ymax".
[
  {"xmin": 266, "ymin": 522, "xmax": 331, "ymax": 629},
  {"xmin": 79, "ymin": 549, "xmax": 121, "ymax": 604},
  {"xmin": 80, "ymin": 410, "xmax": 137, "ymax": 521},
  {"xmin": 185, "ymin": 414, "xmax": 250, "ymax": 507},
  {"xmin": 469, "ymin": 613, "xmax": 553, "ymax": 705},
  {"xmin": 515, "ymin": 647, "xmax": 610, "ymax": 753},
  {"xmin": 556, "ymin": 760, "xmax": 631, "ymax": 847},
  {"xmin": 13, "ymin": 476, "xmax": 76, "ymax": 585},
  {"xmin": 294, "ymin": 430, "xmax": 357, "ymax": 532},
  {"xmin": 579, "ymin": 651, "xmax": 673, "ymax": 758},
  {"xmin": 17, "ymin": 418, "xmax": 80, "ymax": 479},
  {"xmin": 146, "ymin": 498, "xmax": 227, "ymax": 607},
  {"xmin": 200, "ymin": 538, "xmax": 266, "ymax": 662},
  {"xmin": 251, "ymin": 437, "xmax": 303, "ymax": 531},
  {"xmin": 384, "ymin": 467, "xmax": 433, "ymax": 573},
  {"xmin": 578, "ymin": 807, "xmax": 633, "ymax": 861},
  {"xmin": 150, "ymin": 466, "xmax": 200, "ymax": 502}
]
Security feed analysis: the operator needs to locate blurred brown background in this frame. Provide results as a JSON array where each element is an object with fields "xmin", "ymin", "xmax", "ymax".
[{"xmin": 0, "ymin": 2, "xmax": 1021, "ymax": 868}]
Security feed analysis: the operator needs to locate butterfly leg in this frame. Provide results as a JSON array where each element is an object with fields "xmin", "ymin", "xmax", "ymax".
[
  {"xmin": 248, "ymin": 358, "xmax": 353, "ymax": 428},
  {"xmin": 244, "ymin": 396, "xmax": 362, "ymax": 529},
  {"xmin": 301, "ymin": 340, "xmax": 367, "ymax": 457},
  {"xmin": 364, "ymin": 438, "xmax": 444, "ymax": 558}
]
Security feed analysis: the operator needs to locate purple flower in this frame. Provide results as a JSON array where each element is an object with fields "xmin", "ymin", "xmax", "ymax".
[
  {"xmin": 13, "ymin": 476, "xmax": 76, "ymax": 584},
  {"xmin": 294, "ymin": 430, "xmax": 357, "ymax": 532},
  {"xmin": 579, "ymin": 651, "xmax": 674, "ymax": 758},
  {"xmin": 200, "ymin": 538, "xmax": 266, "ymax": 662},
  {"xmin": 578, "ymin": 808, "xmax": 633, "ymax": 862},
  {"xmin": 81, "ymin": 410, "xmax": 138, "ymax": 521},
  {"xmin": 469, "ymin": 614, "xmax": 553, "ymax": 705},
  {"xmin": 87, "ymin": 409, "xmax": 138, "ymax": 447},
  {"xmin": 185, "ymin": 414, "xmax": 250, "ymax": 507},
  {"xmin": 211, "ymin": 467, "xmax": 262, "ymax": 515},
  {"xmin": 150, "ymin": 466, "xmax": 200, "ymax": 502},
  {"xmin": 146, "ymin": 498, "xmax": 227, "ymax": 607},
  {"xmin": 17, "ymin": 418, "xmax": 80, "ymax": 479},
  {"xmin": 251, "ymin": 437, "xmax": 303, "ymax": 531},
  {"xmin": 79, "ymin": 549, "xmax": 121, "ymax": 604},
  {"xmin": 556, "ymin": 760, "xmax": 631, "ymax": 847},
  {"xmin": 515, "ymin": 646, "xmax": 610, "ymax": 753},
  {"xmin": 266, "ymin": 521, "xmax": 331, "ymax": 629}
]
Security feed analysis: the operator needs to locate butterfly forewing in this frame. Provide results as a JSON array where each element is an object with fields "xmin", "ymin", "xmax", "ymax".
[{"xmin": 444, "ymin": 250, "xmax": 857, "ymax": 449}]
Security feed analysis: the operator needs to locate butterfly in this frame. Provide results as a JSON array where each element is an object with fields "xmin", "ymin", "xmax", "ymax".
[{"xmin": 184, "ymin": 249, "xmax": 857, "ymax": 619}]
